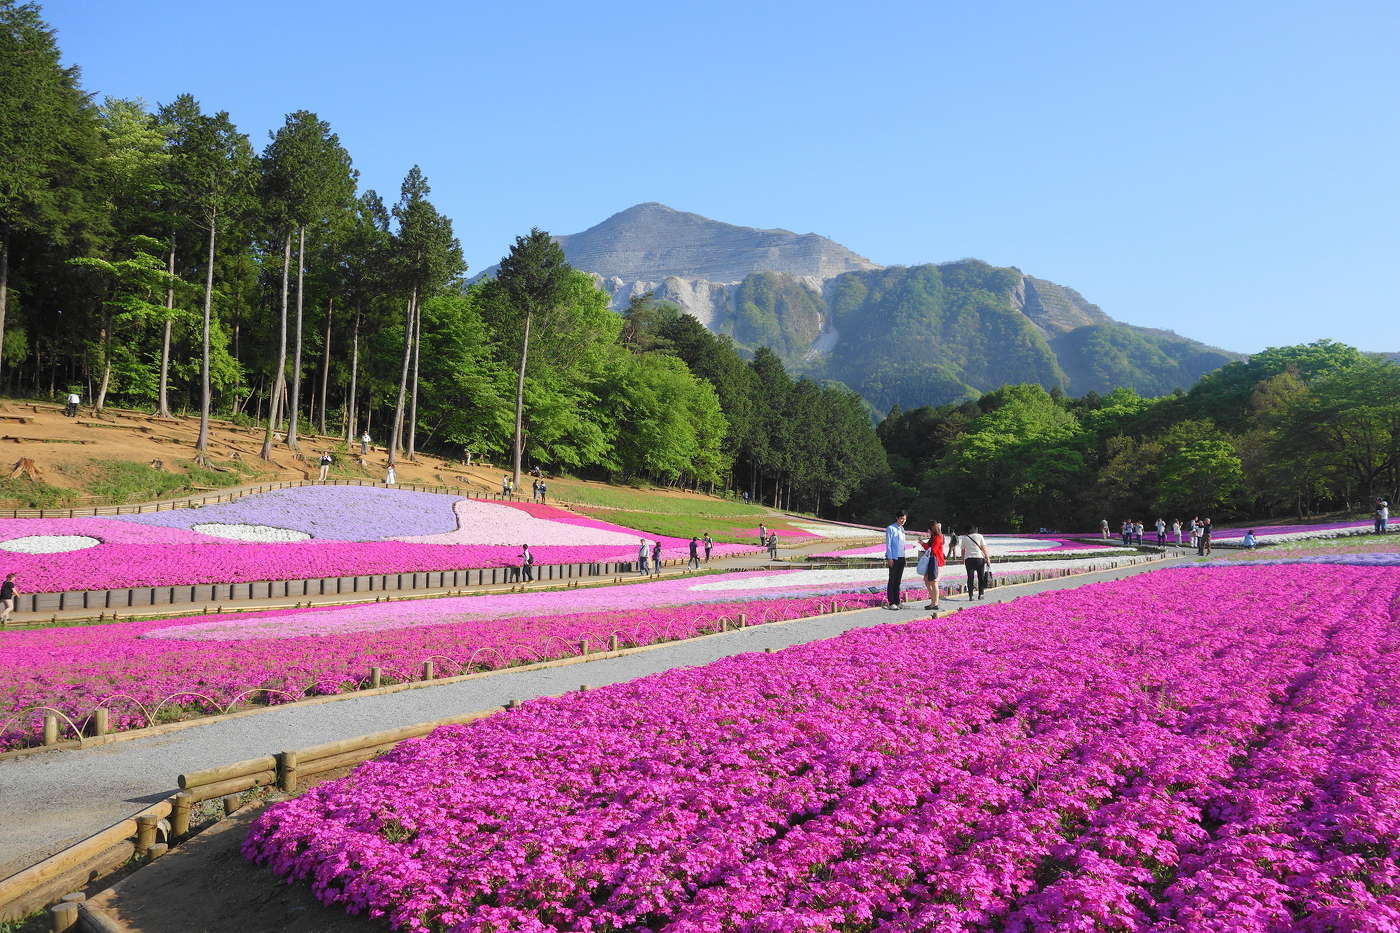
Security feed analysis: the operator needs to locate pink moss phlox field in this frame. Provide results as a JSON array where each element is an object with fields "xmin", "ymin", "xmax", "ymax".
[
  {"xmin": 245, "ymin": 564, "xmax": 1400, "ymax": 931},
  {"xmin": 0, "ymin": 489, "xmax": 757, "ymax": 592},
  {"xmin": 0, "ymin": 589, "xmax": 881, "ymax": 749}
]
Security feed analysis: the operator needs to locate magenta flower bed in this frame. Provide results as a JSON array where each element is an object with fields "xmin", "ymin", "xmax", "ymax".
[
  {"xmin": 245, "ymin": 563, "xmax": 1400, "ymax": 931},
  {"xmin": 0, "ymin": 583, "xmax": 884, "ymax": 749}
]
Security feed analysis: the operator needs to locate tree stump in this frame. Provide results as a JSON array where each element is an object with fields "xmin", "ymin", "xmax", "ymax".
[{"xmin": 8, "ymin": 457, "xmax": 42, "ymax": 481}]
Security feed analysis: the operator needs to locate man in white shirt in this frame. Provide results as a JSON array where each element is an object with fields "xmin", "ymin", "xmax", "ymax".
[
  {"xmin": 884, "ymin": 510, "xmax": 908, "ymax": 610},
  {"xmin": 65, "ymin": 392, "xmax": 80, "ymax": 417},
  {"xmin": 1379, "ymin": 499, "xmax": 1390, "ymax": 534}
]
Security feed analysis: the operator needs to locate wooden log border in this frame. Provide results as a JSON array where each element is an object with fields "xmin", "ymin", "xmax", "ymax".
[{"xmin": 15, "ymin": 558, "xmax": 655, "ymax": 617}]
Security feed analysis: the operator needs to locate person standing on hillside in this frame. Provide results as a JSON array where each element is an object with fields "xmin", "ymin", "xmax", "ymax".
[
  {"xmin": 884, "ymin": 511, "xmax": 908, "ymax": 610},
  {"xmin": 1199, "ymin": 517, "xmax": 1213, "ymax": 556},
  {"xmin": 919, "ymin": 521, "xmax": 946, "ymax": 611},
  {"xmin": 689, "ymin": 536, "xmax": 701, "ymax": 570},
  {"xmin": 1155, "ymin": 517, "xmax": 1166, "ymax": 547},
  {"xmin": 384, "ymin": 464, "xmax": 396, "ymax": 485},
  {"xmin": 0, "ymin": 574, "xmax": 17, "ymax": 624},
  {"xmin": 1377, "ymin": 499, "xmax": 1390, "ymax": 534},
  {"xmin": 703, "ymin": 532, "xmax": 713, "ymax": 562},
  {"xmin": 318, "ymin": 451, "xmax": 333, "ymax": 482},
  {"xmin": 758, "ymin": 522, "xmax": 768, "ymax": 546},
  {"xmin": 954, "ymin": 525, "xmax": 993, "ymax": 601},
  {"xmin": 767, "ymin": 532, "xmax": 779, "ymax": 560},
  {"xmin": 360, "ymin": 431, "xmax": 371, "ymax": 456},
  {"xmin": 637, "ymin": 539, "xmax": 649, "ymax": 575},
  {"xmin": 1172, "ymin": 519, "xmax": 1183, "ymax": 547}
]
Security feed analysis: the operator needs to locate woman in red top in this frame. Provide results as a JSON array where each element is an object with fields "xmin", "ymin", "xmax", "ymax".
[{"xmin": 920, "ymin": 521, "xmax": 946, "ymax": 611}]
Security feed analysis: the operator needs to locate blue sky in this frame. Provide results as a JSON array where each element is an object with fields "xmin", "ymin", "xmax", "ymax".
[{"xmin": 45, "ymin": 0, "xmax": 1399, "ymax": 353}]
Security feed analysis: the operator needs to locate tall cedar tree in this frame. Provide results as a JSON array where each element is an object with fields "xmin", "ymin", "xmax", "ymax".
[
  {"xmin": 494, "ymin": 229, "xmax": 570, "ymax": 487},
  {"xmin": 164, "ymin": 100, "xmax": 253, "ymax": 454}
]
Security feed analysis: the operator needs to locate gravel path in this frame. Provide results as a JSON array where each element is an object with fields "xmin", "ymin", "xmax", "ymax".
[{"xmin": 0, "ymin": 555, "xmax": 1180, "ymax": 881}]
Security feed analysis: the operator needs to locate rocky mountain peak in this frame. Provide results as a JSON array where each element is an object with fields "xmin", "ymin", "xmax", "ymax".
[{"xmin": 555, "ymin": 202, "xmax": 881, "ymax": 286}]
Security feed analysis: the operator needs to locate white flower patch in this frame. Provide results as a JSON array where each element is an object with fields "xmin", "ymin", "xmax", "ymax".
[
  {"xmin": 0, "ymin": 534, "xmax": 102, "ymax": 554},
  {"xmin": 790, "ymin": 522, "xmax": 882, "ymax": 539},
  {"xmin": 191, "ymin": 523, "xmax": 312, "ymax": 543}
]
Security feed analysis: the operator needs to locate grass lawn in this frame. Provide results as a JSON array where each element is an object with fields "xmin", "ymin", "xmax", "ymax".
[{"xmin": 574, "ymin": 507, "xmax": 836, "ymax": 545}]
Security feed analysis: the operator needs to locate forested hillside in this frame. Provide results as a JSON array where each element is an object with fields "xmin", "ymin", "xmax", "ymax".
[
  {"xmin": 0, "ymin": 1, "xmax": 888, "ymax": 515},
  {"xmin": 851, "ymin": 341, "xmax": 1400, "ymax": 530}
]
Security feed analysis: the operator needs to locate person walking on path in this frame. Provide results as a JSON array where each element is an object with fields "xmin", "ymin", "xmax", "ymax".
[
  {"xmin": 652, "ymin": 540, "xmax": 662, "ymax": 574},
  {"xmin": 360, "ymin": 431, "xmax": 371, "ymax": 456},
  {"xmin": 317, "ymin": 451, "xmax": 333, "ymax": 481},
  {"xmin": 1155, "ymin": 518, "xmax": 1166, "ymax": 547},
  {"xmin": 954, "ymin": 525, "xmax": 993, "ymax": 600},
  {"xmin": 1121, "ymin": 521, "xmax": 1131, "ymax": 547},
  {"xmin": 1377, "ymin": 499, "xmax": 1390, "ymax": 534},
  {"xmin": 884, "ymin": 511, "xmax": 908, "ymax": 610},
  {"xmin": 1100, "ymin": 518, "xmax": 1110, "ymax": 540},
  {"xmin": 758, "ymin": 523, "xmax": 768, "ymax": 546},
  {"xmin": 1198, "ymin": 518, "xmax": 1213, "ymax": 556},
  {"xmin": 64, "ymin": 392, "xmax": 80, "ymax": 417},
  {"xmin": 502, "ymin": 475, "xmax": 510, "ymax": 496},
  {"xmin": 0, "ymin": 574, "xmax": 17, "ymax": 624},
  {"xmin": 1172, "ymin": 519, "xmax": 1183, "ymax": 547},
  {"xmin": 637, "ymin": 539, "xmax": 649, "ymax": 575},
  {"xmin": 918, "ymin": 521, "xmax": 947, "ymax": 610},
  {"xmin": 767, "ymin": 532, "xmax": 779, "ymax": 561},
  {"xmin": 519, "ymin": 544, "xmax": 534, "ymax": 582},
  {"xmin": 688, "ymin": 537, "xmax": 701, "ymax": 570},
  {"xmin": 703, "ymin": 533, "xmax": 713, "ymax": 562}
]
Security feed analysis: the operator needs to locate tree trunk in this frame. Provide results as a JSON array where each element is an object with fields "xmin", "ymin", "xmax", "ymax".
[
  {"xmin": 286, "ymin": 225, "xmax": 306, "ymax": 450},
  {"xmin": 157, "ymin": 239, "xmax": 175, "ymax": 417},
  {"xmin": 0, "ymin": 225, "xmax": 9, "ymax": 385},
  {"xmin": 318, "ymin": 296, "xmax": 333, "ymax": 436},
  {"xmin": 388, "ymin": 290, "xmax": 415, "ymax": 467},
  {"xmin": 407, "ymin": 298, "xmax": 420, "ymax": 460},
  {"xmin": 512, "ymin": 308, "xmax": 532, "ymax": 488},
  {"xmin": 195, "ymin": 213, "xmax": 217, "ymax": 454},
  {"xmin": 260, "ymin": 233, "xmax": 292, "ymax": 459},
  {"xmin": 94, "ymin": 314, "xmax": 112, "ymax": 411},
  {"xmin": 344, "ymin": 309, "xmax": 360, "ymax": 446}
]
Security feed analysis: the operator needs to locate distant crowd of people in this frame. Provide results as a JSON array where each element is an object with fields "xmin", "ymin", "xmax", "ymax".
[{"xmin": 1102, "ymin": 517, "xmax": 1219, "ymax": 554}]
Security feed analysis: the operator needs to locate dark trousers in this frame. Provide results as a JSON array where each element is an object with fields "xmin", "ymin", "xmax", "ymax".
[
  {"xmin": 965, "ymin": 557, "xmax": 987, "ymax": 597},
  {"xmin": 522, "ymin": 564, "xmax": 533, "ymax": 581},
  {"xmin": 886, "ymin": 558, "xmax": 906, "ymax": 606}
]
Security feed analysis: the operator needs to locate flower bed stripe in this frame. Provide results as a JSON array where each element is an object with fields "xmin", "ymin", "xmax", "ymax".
[{"xmin": 242, "ymin": 563, "xmax": 1400, "ymax": 930}]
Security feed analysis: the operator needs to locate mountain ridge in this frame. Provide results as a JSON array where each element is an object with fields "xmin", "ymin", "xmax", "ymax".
[{"xmin": 483, "ymin": 203, "xmax": 1242, "ymax": 407}]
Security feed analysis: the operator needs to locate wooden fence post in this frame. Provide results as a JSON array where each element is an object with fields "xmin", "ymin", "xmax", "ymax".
[
  {"xmin": 171, "ymin": 792, "xmax": 193, "ymax": 838},
  {"xmin": 43, "ymin": 714, "xmax": 58, "ymax": 745},
  {"xmin": 277, "ymin": 751, "xmax": 298, "ymax": 793},
  {"xmin": 369, "ymin": 666, "xmax": 382, "ymax": 689},
  {"xmin": 422, "ymin": 660, "xmax": 434, "ymax": 681},
  {"xmin": 92, "ymin": 708, "xmax": 109, "ymax": 737},
  {"xmin": 608, "ymin": 634, "xmax": 619, "ymax": 651},
  {"xmin": 50, "ymin": 902, "xmax": 78, "ymax": 932},
  {"xmin": 134, "ymin": 814, "xmax": 158, "ymax": 857}
]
